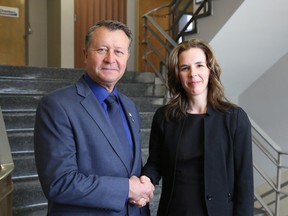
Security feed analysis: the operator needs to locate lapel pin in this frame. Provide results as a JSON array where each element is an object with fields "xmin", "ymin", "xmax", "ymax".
[{"xmin": 129, "ymin": 112, "xmax": 134, "ymax": 122}]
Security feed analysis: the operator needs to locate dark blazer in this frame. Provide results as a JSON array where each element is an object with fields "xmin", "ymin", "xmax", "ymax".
[
  {"xmin": 142, "ymin": 106, "xmax": 254, "ymax": 216},
  {"xmin": 34, "ymin": 76, "xmax": 149, "ymax": 216}
]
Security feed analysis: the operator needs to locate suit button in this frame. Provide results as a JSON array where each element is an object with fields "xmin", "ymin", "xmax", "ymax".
[{"xmin": 206, "ymin": 194, "xmax": 213, "ymax": 201}]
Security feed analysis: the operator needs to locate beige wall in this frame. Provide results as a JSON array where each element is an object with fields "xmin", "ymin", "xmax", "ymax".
[
  {"xmin": 28, "ymin": 0, "xmax": 47, "ymax": 67},
  {"xmin": 60, "ymin": 0, "xmax": 74, "ymax": 68}
]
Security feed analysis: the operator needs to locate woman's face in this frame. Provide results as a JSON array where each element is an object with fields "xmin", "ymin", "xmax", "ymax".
[{"xmin": 178, "ymin": 47, "xmax": 210, "ymax": 98}]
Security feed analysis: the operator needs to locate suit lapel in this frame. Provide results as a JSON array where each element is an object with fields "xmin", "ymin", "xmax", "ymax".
[
  {"xmin": 76, "ymin": 79, "xmax": 131, "ymax": 173},
  {"xmin": 118, "ymin": 94, "xmax": 140, "ymax": 173}
]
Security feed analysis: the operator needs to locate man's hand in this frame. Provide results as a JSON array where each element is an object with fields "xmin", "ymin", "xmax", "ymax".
[{"xmin": 128, "ymin": 175, "xmax": 154, "ymax": 207}]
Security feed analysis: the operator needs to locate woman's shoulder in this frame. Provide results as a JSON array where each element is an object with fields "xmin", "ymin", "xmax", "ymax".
[
  {"xmin": 153, "ymin": 105, "xmax": 167, "ymax": 120},
  {"xmin": 228, "ymin": 106, "xmax": 248, "ymax": 117}
]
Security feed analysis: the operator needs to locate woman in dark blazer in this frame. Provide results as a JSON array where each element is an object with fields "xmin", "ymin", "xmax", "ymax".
[{"xmin": 142, "ymin": 39, "xmax": 254, "ymax": 216}]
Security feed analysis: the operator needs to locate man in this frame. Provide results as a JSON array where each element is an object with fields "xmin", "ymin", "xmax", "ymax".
[{"xmin": 34, "ymin": 20, "xmax": 154, "ymax": 215}]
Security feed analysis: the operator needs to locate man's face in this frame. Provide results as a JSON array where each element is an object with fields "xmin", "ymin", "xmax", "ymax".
[{"xmin": 83, "ymin": 26, "xmax": 130, "ymax": 92}]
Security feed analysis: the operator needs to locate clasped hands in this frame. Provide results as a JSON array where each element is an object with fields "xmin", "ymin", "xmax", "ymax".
[{"xmin": 128, "ymin": 175, "xmax": 155, "ymax": 208}]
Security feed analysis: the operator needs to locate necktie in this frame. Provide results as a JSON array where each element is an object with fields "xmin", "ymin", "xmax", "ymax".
[{"xmin": 105, "ymin": 94, "xmax": 133, "ymax": 164}]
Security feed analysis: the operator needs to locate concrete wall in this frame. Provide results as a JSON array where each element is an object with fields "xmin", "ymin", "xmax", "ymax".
[{"xmin": 240, "ymin": 53, "xmax": 288, "ymax": 151}]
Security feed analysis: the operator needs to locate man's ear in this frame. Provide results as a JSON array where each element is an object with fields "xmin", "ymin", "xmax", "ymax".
[{"xmin": 83, "ymin": 48, "xmax": 88, "ymax": 64}]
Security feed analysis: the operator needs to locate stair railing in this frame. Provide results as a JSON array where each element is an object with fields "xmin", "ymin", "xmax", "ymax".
[
  {"xmin": 250, "ymin": 117, "xmax": 288, "ymax": 216},
  {"xmin": 142, "ymin": 0, "xmax": 212, "ymax": 90}
]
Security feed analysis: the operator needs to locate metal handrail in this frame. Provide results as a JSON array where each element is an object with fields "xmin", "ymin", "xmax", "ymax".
[
  {"xmin": 250, "ymin": 117, "xmax": 288, "ymax": 216},
  {"xmin": 0, "ymin": 163, "xmax": 14, "ymax": 181},
  {"xmin": 142, "ymin": 0, "xmax": 212, "ymax": 91},
  {"xmin": 0, "ymin": 163, "xmax": 14, "ymax": 203}
]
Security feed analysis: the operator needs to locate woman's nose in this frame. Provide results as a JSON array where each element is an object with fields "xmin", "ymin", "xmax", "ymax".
[{"xmin": 188, "ymin": 69, "xmax": 197, "ymax": 77}]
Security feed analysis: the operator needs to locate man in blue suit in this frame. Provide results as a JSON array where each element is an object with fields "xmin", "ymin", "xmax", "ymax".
[{"xmin": 34, "ymin": 20, "xmax": 154, "ymax": 215}]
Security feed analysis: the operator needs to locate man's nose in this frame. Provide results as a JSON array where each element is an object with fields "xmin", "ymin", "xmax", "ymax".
[{"xmin": 104, "ymin": 50, "xmax": 116, "ymax": 63}]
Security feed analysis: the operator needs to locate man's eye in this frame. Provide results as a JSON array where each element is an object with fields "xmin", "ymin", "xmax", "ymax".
[
  {"xmin": 97, "ymin": 48, "xmax": 108, "ymax": 54},
  {"xmin": 114, "ymin": 50, "xmax": 124, "ymax": 57}
]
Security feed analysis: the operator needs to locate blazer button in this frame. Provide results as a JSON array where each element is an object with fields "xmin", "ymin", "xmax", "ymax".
[
  {"xmin": 228, "ymin": 193, "xmax": 232, "ymax": 200},
  {"xmin": 206, "ymin": 194, "xmax": 213, "ymax": 201}
]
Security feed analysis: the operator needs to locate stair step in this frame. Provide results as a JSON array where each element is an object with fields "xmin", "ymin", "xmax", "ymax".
[
  {"xmin": 12, "ymin": 152, "xmax": 36, "ymax": 179},
  {"xmin": 8, "ymin": 131, "xmax": 34, "ymax": 153},
  {"xmin": 0, "ymin": 79, "xmax": 165, "ymax": 97},
  {"xmin": 3, "ymin": 112, "xmax": 35, "ymax": 129},
  {"xmin": 0, "ymin": 79, "xmax": 72, "ymax": 95},
  {"xmin": 132, "ymin": 97, "xmax": 164, "ymax": 112},
  {"xmin": 0, "ymin": 65, "xmax": 83, "ymax": 81},
  {"xmin": 0, "ymin": 65, "xmax": 156, "ymax": 84},
  {"xmin": 141, "ymin": 148, "xmax": 149, "ymax": 164},
  {"xmin": 0, "ymin": 95, "xmax": 42, "ymax": 110},
  {"xmin": 12, "ymin": 179, "xmax": 47, "ymax": 213},
  {"xmin": 141, "ymin": 129, "xmax": 151, "ymax": 148},
  {"xmin": 1, "ymin": 96, "xmax": 162, "ymax": 115},
  {"xmin": 13, "ymin": 205, "xmax": 47, "ymax": 216},
  {"xmin": 253, "ymin": 208, "xmax": 267, "ymax": 216}
]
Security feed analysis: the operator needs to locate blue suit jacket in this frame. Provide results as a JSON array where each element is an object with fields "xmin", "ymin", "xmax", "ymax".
[{"xmin": 34, "ymin": 76, "xmax": 149, "ymax": 215}]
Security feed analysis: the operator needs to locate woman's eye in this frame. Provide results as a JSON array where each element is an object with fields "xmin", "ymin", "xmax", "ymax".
[
  {"xmin": 180, "ymin": 67, "xmax": 189, "ymax": 71},
  {"xmin": 196, "ymin": 63, "xmax": 207, "ymax": 68}
]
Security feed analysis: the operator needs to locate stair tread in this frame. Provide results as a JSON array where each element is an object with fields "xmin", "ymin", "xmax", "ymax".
[{"xmin": 13, "ymin": 179, "xmax": 47, "ymax": 208}]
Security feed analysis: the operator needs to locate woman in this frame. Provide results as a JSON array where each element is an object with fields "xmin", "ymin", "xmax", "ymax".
[{"xmin": 142, "ymin": 38, "xmax": 254, "ymax": 215}]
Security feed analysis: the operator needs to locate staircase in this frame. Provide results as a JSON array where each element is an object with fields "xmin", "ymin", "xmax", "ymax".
[{"xmin": 0, "ymin": 65, "xmax": 165, "ymax": 216}]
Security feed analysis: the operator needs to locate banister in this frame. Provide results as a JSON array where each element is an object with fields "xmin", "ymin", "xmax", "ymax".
[
  {"xmin": 250, "ymin": 116, "xmax": 288, "ymax": 215},
  {"xmin": 250, "ymin": 117, "xmax": 288, "ymax": 155}
]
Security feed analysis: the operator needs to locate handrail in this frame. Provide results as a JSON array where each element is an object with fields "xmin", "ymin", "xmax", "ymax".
[
  {"xmin": 144, "ymin": 15, "xmax": 177, "ymax": 47},
  {"xmin": 254, "ymin": 192, "xmax": 274, "ymax": 216},
  {"xmin": 143, "ymin": 1, "xmax": 174, "ymax": 16},
  {"xmin": 176, "ymin": 0, "xmax": 212, "ymax": 42},
  {"xmin": 250, "ymin": 118, "xmax": 287, "ymax": 154},
  {"xmin": 250, "ymin": 117, "xmax": 288, "ymax": 215},
  {"xmin": 142, "ymin": 0, "xmax": 212, "ymax": 91},
  {"xmin": 0, "ymin": 163, "xmax": 14, "ymax": 181}
]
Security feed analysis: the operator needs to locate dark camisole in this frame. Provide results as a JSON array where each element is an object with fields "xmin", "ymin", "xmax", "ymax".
[{"xmin": 168, "ymin": 113, "xmax": 208, "ymax": 216}]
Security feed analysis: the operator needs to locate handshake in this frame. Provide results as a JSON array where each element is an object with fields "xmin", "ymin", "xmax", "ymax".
[{"xmin": 128, "ymin": 175, "xmax": 155, "ymax": 208}]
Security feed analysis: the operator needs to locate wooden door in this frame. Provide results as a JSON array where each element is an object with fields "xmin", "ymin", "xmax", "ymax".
[
  {"xmin": 0, "ymin": 0, "xmax": 26, "ymax": 65},
  {"xmin": 74, "ymin": 0, "xmax": 127, "ymax": 68}
]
